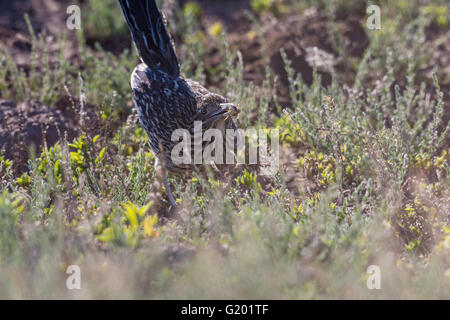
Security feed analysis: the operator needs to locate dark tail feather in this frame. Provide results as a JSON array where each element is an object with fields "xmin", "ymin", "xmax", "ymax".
[{"xmin": 118, "ymin": 0, "xmax": 180, "ymax": 77}]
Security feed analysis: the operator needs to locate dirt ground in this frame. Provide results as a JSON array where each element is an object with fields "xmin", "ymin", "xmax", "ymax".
[{"xmin": 0, "ymin": 0, "xmax": 449, "ymax": 171}]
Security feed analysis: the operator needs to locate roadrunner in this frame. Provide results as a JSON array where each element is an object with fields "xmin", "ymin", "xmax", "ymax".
[{"xmin": 118, "ymin": 0, "xmax": 240, "ymax": 206}]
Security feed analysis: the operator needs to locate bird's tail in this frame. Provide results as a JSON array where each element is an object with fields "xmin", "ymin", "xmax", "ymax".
[{"xmin": 118, "ymin": 0, "xmax": 180, "ymax": 77}]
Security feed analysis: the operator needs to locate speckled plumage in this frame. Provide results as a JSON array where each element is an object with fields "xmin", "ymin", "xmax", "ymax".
[
  {"xmin": 119, "ymin": 0, "xmax": 239, "ymax": 205},
  {"xmin": 131, "ymin": 65, "xmax": 195, "ymax": 167}
]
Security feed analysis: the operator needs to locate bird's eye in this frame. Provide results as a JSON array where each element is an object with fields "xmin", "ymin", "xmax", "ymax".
[{"xmin": 202, "ymin": 108, "xmax": 208, "ymax": 115}]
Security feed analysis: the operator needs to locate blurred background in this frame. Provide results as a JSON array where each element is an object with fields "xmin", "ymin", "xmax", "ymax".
[{"xmin": 0, "ymin": 0, "xmax": 449, "ymax": 299}]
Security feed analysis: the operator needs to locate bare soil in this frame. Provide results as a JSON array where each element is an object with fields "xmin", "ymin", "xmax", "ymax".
[
  {"xmin": 0, "ymin": 0, "xmax": 448, "ymax": 171},
  {"xmin": 0, "ymin": 100, "xmax": 78, "ymax": 171}
]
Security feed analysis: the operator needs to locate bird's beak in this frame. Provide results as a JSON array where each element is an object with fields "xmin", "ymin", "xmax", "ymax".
[
  {"xmin": 219, "ymin": 103, "xmax": 240, "ymax": 117},
  {"xmin": 200, "ymin": 103, "xmax": 240, "ymax": 126}
]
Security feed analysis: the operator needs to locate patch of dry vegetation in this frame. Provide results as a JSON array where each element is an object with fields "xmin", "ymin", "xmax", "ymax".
[{"xmin": 0, "ymin": 0, "xmax": 449, "ymax": 299}]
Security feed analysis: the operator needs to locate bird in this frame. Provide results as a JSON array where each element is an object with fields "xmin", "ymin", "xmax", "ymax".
[{"xmin": 118, "ymin": 0, "xmax": 240, "ymax": 207}]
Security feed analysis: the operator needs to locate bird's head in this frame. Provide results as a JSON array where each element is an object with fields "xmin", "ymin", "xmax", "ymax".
[{"xmin": 191, "ymin": 94, "xmax": 240, "ymax": 129}]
